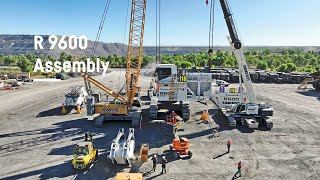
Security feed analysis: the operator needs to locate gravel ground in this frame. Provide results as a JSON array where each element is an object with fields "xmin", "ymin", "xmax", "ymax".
[{"xmin": 0, "ymin": 70, "xmax": 319, "ymax": 180}]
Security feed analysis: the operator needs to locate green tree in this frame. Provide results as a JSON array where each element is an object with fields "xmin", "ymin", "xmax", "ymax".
[
  {"xmin": 262, "ymin": 49, "xmax": 271, "ymax": 55},
  {"xmin": 17, "ymin": 57, "xmax": 33, "ymax": 72},
  {"xmin": 180, "ymin": 61, "xmax": 192, "ymax": 69},
  {"xmin": 59, "ymin": 52, "xmax": 69, "ymax": 63},
  {"xmin": 288, "ymin": 49, "xmax": 296, "ymax": 55},
  {"xmin": 286, "ymin": 63, "xmax": 297, "ymax": 72},
  {"xmin": 251, "ymin": 50, "xmax": 258, "ymax": 56},
  {"xmin": 161, "ymin": 59, "xmax": 169, "ymax": 64},
  {"xmin": 3, "ymin": 56, "xmax": 16, "ymax": 66},
  {"xmin": 213, "ymin": 56, "xmax": 224, "ymax": 66},
  {"xmin": 270, "ymin": 65, "xmax": 275, "ymax": 71},
  {"xmin": 257, "ymin": 61, "xmax": 268, "ymax": 70},
  {"xmin": 277, "ymin": 64, "xmax": 288, "ymax": 72}
]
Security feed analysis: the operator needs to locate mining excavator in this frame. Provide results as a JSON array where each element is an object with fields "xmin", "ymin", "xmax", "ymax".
[
  {"xmin": 82, "ymin": 0, "xmax": 146, "ymax": 127},
  {"xmin": 212, "ymin": 0, "xmax": 274, "ymax": 129},
  {"xmin": 148, "ymin": 64, "xmax": 190, "ymax": 120}
]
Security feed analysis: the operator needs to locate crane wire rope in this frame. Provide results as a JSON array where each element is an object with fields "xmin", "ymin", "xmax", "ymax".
[
  {"xmin": 85, "ymin": 0, "xmax": 111, "ymax": 96},
  {"xmin": 155, "ymin": 0, "xmax": 158, "ymax": 64},
  {"xmin": 91, "ymin": 0, "xmax": 112, "ymax": 57},
  {"xmin": 208, "ymin": 0, "xmax": 215, "ymax": 51},
  {"xmin": 208, "ymin": 0, "xmax": 215, "ymax": 69},
  {"xmin": 118, "ymin": 0, "xmax": 131, "ymax": 92},
  {"xmin": 155, "ymin": 0, "xmax": 161, "ymax": 64}
]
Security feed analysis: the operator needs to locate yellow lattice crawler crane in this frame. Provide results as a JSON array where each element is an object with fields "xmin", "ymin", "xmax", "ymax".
[{"xmin": 83, "ymin": 0, "xmax": 147, "ymax": 127}]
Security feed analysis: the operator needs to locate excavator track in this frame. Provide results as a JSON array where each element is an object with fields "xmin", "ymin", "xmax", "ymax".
[
  {"xmin": 181, "ymin": 103, "xmax": 190, "ymax": 120},
  {"xmin": 149, "ymin": 105, "xmax": 158, "ymax": 119},
  {"xmin": 313, "ymin": 79, "xmax": 320, "ymax": 90},
  {"xmin": 149, "ymin": 97, "xmax": 159, "ymax": 119}
]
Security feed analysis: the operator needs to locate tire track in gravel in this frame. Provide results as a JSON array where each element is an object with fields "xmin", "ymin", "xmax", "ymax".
[
  {"xmin": 275, "ymin": 134, "xmax": 317, "ymax": 178},
  {"xmin": 230, "ymin": 130, "xmax": 260, "ymax": 179}
]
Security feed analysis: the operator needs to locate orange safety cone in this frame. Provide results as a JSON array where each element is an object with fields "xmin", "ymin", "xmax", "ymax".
[{"xmin": 202, "ymin": 109, "xmax": 209, "ymax": 123}]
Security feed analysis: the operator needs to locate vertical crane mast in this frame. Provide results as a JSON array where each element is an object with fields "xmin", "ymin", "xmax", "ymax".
[
  {"xmin": 219, "ymin": 0, "xmax": 257, "ymax": 104},
  {"xmin": 126, "ymin": 0, "xmax": 147, "ymax": 108}
]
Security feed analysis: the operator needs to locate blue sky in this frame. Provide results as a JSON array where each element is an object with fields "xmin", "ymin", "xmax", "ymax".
[{"xmin": 0, "ymin": 0, "xmax": 319, "ymax": 46}]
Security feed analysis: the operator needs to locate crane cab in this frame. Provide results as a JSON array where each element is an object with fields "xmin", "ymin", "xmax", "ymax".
[
  {"xmin": 154, "ymin": 64, "xmax": 178, "ymax": 81},
  {"xmin": 233, "ymin": 103, "xmax": 259, "ymax": 115}
]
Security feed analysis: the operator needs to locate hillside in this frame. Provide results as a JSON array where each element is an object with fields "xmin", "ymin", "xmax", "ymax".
[
  {"xmin": 0, "ymin": 35, "xmax": 128, "ymax": 58},
  {"xmin": 0, "ymin": 35, "xmax": 320, "ymax": 58},
  {"xmin": 143, "ymin": 46, "xmax": 320, "ymax": 55}
]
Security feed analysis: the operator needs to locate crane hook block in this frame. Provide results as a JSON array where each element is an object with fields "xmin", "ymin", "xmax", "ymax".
[
  {"xmin": 234, "ymin": 41, "xmax": 242, "ymax": 49},
  {"xmin": 207, "ymin": 49, "xmax": 213, "ymax": 57}
]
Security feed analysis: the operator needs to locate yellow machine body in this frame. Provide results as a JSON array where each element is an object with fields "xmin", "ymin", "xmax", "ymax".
[
  {"xmin": 95, "ymin": 103, "xmax": 128, "ymax": 115},
  {"xmin": 72, "ymin": 141, "xmax": 98, "ymax": 170},
  {"xmin": 115, "ymin": 173, "xmax": 143, "ymax": 180}
]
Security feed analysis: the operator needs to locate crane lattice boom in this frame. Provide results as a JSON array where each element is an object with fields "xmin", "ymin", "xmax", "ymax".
[{"xmin": 126, "ymin": 0, "xmax": 147, "ymax": 107}]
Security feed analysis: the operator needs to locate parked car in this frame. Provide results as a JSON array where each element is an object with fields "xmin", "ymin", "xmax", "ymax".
[
  {"xmin": 56, "ymin": 73, "xmax": 69, "ymax": 80},
  {"xmin": 215, "ymin": 80, "xmax": 230, "ymax": 87}
]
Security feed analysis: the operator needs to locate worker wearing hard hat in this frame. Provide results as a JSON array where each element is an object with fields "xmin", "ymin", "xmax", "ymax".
[
  {"xmin": 235, "ymin": 161, "xmax": 242, "ymax": 177},
  {"xmin": 151, "ymin": 154, "xmax": 158, "ymax": 172},
  {"xmin": 227, "ymin": 139, "xmax": 231, "ymax": 153},
  {"xmin": 170, "ymin": 111, "xmax": 176, "ymax": 123},
  {"xmin": 161, "ymin": 156, "xmax": 167, "ymax": 174}
]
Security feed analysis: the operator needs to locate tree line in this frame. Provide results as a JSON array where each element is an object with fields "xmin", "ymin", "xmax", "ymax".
[{"xmin": 0, "ymin": 48, "xmax": 319, "ymax": 73}]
